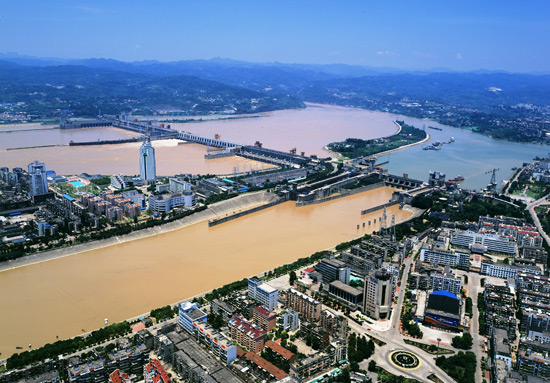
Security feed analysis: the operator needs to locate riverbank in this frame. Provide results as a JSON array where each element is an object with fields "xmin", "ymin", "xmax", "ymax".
[
  {"xmin": 326, "ymin": 121, "xmax": 430, "ymax": 160},
  {"xmin": 0, "ymin": 191, "xmax": 279, "ymax": 273}
]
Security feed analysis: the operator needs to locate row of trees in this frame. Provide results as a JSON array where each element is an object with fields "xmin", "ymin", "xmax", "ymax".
[
  {"xmin": 478, "ymin": 293, "xmax": 486, "ymax": 335},
  {"xmin": 150, "ymin": 305, "xmax": 177, "ymax": 322},
  {"xmin": 7, "ymin": 321, "xmax": 131, "ymax": 370},
  {"xmin": 401, "ymin": 304, "xmax": 423, "ymax": 338}
]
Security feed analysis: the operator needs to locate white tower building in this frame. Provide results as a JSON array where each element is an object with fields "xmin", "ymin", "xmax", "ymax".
[{"xmin": 139, "ymin": 139, "xmax": 156, "ymax": 184}]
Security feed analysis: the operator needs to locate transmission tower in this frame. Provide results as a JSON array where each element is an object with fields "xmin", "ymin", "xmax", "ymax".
[
  {"xmin": 390, "ymin": 214, "xmax": 396, "ymax": 241},
  {"xmin": 381, "ymin": 207, "xmax": 388, "ymax": 236}
]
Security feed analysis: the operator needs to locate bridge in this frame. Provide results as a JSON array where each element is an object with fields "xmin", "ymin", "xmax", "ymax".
[
  {"xmin": 60, "ymin": 116, "xmax": 312, "ymax": 166},
  {"xmin": 178, "ymin": 131, "xmax": 310, "ymax": 166}
]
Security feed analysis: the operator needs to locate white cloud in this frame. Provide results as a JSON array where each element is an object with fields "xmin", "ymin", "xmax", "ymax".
[
  {"xmin": 377, "ymin": 51, "xmax": 395, "ymax": 56},
  {"xmin": 456, "ymin": 53, "xmax": 463, "ymax": 60},
  {"xmin": 134, "ymin": 44, "xmax": 141, "ymax": 50}
]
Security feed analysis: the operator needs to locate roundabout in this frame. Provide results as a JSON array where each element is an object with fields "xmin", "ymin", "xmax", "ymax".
[{"xmin": 389, "ymin": 350, "xmax": 422, "ymax": 370}]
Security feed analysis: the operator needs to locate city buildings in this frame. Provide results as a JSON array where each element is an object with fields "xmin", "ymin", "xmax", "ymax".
[
  {"xmin": 144, "ymin": 358, "xmax": 171, "ymax": 383},
  {"xmin": 28, "ymin": 160, "xmax": 48, "ymax": 196},
  {"xmin": 252, "ymin": 306, "xmax": 277, "ymax": 331},
  {"xmin": 278, "ymin": 308, "xmax": 300, "ymax": 332},
  {"xmin": 450, "ymin": 229, "xmax": 518, "ymax": 255},
  {"xmin": 110, "ymin": 174, "xmax": 127, "ymax": 190},
  {"xmin": 247, "ymin": 277, "xmax": 279, "ymax": 311},
  {"xmin": 192, "ymin": 322, "xmax": 237, "ymax": 366},
  {"xmin": 484, "ymin": 283, "xmax": 517, "ymax": 340},
  {"xmin": 328, "ymin": 280, "xmax": 363, "ymax": 307},
  {"xmin": 109, "ymin": 369, "xmax": 131, "ymax": 383},
  {"xmin": 363, "ymin": 269, "xmax": 394, "ymax": 320},
  {"xmin": 315, "ymin": 258, "xmax": 351, "ymax": 284},
  {"xmin": 211, "ymin": 299, "xmax": 237, "ymax": 322},
  {"xmin": 429, "ymin": 270, "xmax": 462, "ymax": 295},
  {"xmin": 228, "ymin": 315, "xmax": 266, "ymax": 353},
  {"xmin": 148, "ymin": 191, "xmax": 196, "ymax": 213},
  {"xmin": 481, "ymin": 260, "xmax": 542, "ymax": 279},
  {"xmin": 178, "ymin": 301, "xmax": 207, "ymax": 334},
  {"xmin": 419, "ymin": 247, "xmax": 470, "ymax": 268},
  {"xmin": 139, "ymin": 139, "xmax": 156, "ymax": 184},
  {"xmin": 286, "ymin": 288, "xmax": 322, "ymax": 322},
  {"xmin": 423, "ymin": 290, "xmax": 463, "ymax": 330}
]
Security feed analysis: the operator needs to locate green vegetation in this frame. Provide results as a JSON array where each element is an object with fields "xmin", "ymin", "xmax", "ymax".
[
  {"xmin": 465, "ymin": 297, "xmax": 473, "ymax": 316},
  {"xmin": 52, "ymin": 181, "xmax": 98, "ymax": 198},
  {"xmin": 372, "ymin": 366, "xmax": 423, "ymax": 383},
  {"xmin": 6, "ymin": 321, "xmax": 131, "ymax": 370},
  {"xmin": 401, "ymin": 303, "xmax": 423, "ymax": 338},
  {"xmin": 0, "ymin": 62, "xmax": 305, "ymax": 118},
  {"xmin": 341, "ymin": 176, "xmax": 384, "ymax": 190},
  {"xmin": 149, "ymin": 305, "xmax": 177, "ymax": 322},
  {"xmin": 204, "ymin": 191, "xmax": 238, "ymax": 206},
  {"xmin": 404, "ymin": 339, "xmax": 454, "ymax": 355},
  {"xmin": 436, "ymin": 351, "xmax": 477, "ymax": 383},
  {"xmin": 451, "ymin": 333, "xmax": 473, "ymax": 350},
  {"xmin": 509, "ymin": 179, "xmax": 550, "ymax": 200},
  {"xmin": 289, "ymin": 270, "xmax": 297, "ymax": 285},
  {"xmin": 478, "ymin": 293, "xmax": 486, "ymax": 335},
  {"xmin": 0, "ymin": 205, "xmax": 208, "ymax": 263},
  {"xmin": 207, "ymin": 312, "xmax": 225, "ymax": 330},
  {"xmin": 348, "ymin": 333, "xmax": 375, "ymax": 371},
  {"xmin": 261, "ymin": 347, "xmax": 290, "ymax": 373},
  {"xmin": 90, "ymin": 176, "xmax": 112, "ymax": 186},
  {"xmin": 335, "ymin": 234, "xmax": 371, "ymax": 251},
  {"xmin": 328, "ymin": 121, "xmax": 426, "ymax": 159}
]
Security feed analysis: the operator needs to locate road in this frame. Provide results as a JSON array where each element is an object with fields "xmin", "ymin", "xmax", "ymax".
[
  {"xmin": 343, "ymin": 240, "xmax": 455, "ymax": 383},
  {"xmin": 465, "ymin": 272, "xmax": 484, "ymax": 383},
  {"xmin": 527, "ymin": 195, "xmax": 550, "ymax": 247}
]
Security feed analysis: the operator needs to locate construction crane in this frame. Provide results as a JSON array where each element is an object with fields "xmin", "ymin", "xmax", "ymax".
[{"xmin": 486, "ymin": 168, "xmax": 499, "ymax": 185}]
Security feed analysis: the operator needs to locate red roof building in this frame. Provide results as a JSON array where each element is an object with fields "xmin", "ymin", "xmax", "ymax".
[
  {"xmin": 265, "ymin": 340, "xmax": 296, "ymax": 364},
  {"xmin": 252, "ymin": 306, "xmax": 277, "ymax": 332},
  {"xmin": 109, "ymin": 369, "xmax": 131, "ymax": 383},
  {"xmin": 144, "ymin": 358, "xmax": 171, "ymax": 383},
  {"xmin": 229, "ymin": 315, "xmax": 267, "ymax": 353},
  {"xmin": 245, "ymin": 351, "xmax": 288, "ymax": 380}
]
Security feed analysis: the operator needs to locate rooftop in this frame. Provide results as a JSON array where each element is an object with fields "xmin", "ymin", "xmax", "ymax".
[
  {"xmin": 244, "ymin": 351, "xmax": 288, "ymax": 380},
  {"xmin": 254, "ymin": 306, "xmax": 276, "ymax": 318},
  {"xmin": 329, "ymin": 280, "xmax": 363, "ymax": 297},
  {"xmin": 265, "ymin": 340, "xmax": 295, "ymax": 360}
]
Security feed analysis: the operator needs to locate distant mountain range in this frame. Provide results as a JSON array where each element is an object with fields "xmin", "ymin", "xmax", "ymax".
[{"xmin": 2, "ymin": 53, "xmax": 550, "ymax": 144}]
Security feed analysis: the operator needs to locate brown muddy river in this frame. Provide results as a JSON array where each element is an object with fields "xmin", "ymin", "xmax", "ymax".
[{"xmin": 0, "ymin": 186, "xmax": 410, "ymax": 356}]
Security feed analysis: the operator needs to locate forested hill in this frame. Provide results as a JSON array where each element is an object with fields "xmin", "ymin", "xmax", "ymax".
[{"xmin": 0, "ymin": 61, "xmax": 305, "ymax": 117}]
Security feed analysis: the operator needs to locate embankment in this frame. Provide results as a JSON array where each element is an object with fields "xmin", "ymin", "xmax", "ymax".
[{"xmin": 0, "ymin": 191, "xmax": 279, "ymax": 273}]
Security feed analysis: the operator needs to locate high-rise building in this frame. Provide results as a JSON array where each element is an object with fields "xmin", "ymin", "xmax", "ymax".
[
  {"xmin": 363, "ymin": 269, "xmax": 394, "ymax": 320},
  {"xmin": 248, "ymin": 277, "xmax": 279, "ymax": 311},
  {"xmin": 139, "ymin": 139, "xmax": 156, "ymax": 184},
  {"xmin": 28, "ymin": 160, "xmax": 48, "ymax": 196},
  {"xmin": 316, "ymin": 259, "xmax": 351, "ymax": 284}
]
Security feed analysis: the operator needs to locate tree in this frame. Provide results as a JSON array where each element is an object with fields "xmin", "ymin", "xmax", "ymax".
[
  {"xmin": 368, "ymin": 360, "xmax": 377, "ymax": 372},
  {"xmin": 289, "ymin": 270, "xmax": 297, "ymax": 285},
  {"xmin": 452, "ymin": 333, "xmax": 473, "ymax": 350}
]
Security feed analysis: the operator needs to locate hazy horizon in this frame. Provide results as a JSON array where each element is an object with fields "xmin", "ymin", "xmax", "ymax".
[{"xmin": 2, "ymin": 1, "xmax": 549, "ymax": 73}]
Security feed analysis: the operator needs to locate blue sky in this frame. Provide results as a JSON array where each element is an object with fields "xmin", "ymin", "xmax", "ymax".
[{"xmin": 2, "ymin": 1, "xmax": 549, "ymax": 72}]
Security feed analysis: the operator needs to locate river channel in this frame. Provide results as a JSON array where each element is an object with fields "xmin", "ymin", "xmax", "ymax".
[
  {"xmin": 0, "ymin": 186, "xmax": 409, "ymax": 356},
  {"xmin": 1, "ymin": 103, "xmax": 549, "ymax": 356}
]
